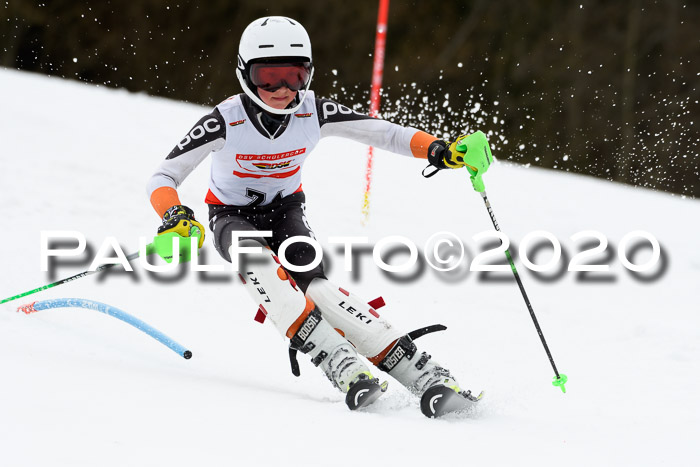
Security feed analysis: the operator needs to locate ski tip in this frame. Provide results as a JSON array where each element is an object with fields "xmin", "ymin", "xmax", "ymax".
[
  {"xmin": 420, "ymin": 386, "xmax": 483, "ymax": 418},
  {"xmin": 346, "ymin": 378, "xmax": 387, "ymax": 411}
]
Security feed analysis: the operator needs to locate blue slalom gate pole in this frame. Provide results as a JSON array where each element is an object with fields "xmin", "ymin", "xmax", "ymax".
[{"xmin": 17, "ymin": 298, "xmax": 192, "ymax": 359}]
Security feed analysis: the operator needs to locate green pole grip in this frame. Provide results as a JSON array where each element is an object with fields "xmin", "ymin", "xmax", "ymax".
[
  {"xmin": 152, "ymin": 227, "xmax": 202, "ymax": 263},
  {"xmin": 457, "ymin": 130, "xmax": 493, "ymax": 192}
]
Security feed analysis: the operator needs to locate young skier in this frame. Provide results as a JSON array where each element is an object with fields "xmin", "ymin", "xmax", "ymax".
[{"xmin": 147, "ymin": 16, "xmax": 482, "ymax": 417}]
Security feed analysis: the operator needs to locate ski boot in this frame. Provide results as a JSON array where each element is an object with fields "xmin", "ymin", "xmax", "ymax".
[
  {"xmin": 304, "ymin": 279, "xmax": 481, "ymax": 417},
  {"xmin": 371, "ymin": 328, "xmax": 483, "ymax": 418},
  {"xmin": 289, "ymin": 307, "xmax": 388, "ymax": 411},
  {"xmin": 234, "ymin": 241, "xmax": 386, "ymax": 411}
]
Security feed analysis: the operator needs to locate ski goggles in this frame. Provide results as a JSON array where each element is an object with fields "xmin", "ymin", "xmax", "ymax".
[{"xmin": 249, "ymin": 61, "xmax": 312, "ymax": 92}]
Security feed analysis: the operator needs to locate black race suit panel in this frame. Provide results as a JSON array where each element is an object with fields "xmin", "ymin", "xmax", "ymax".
[{"xmin": 209, "ymin": 192, "xmax": 325, "ymax": 293}]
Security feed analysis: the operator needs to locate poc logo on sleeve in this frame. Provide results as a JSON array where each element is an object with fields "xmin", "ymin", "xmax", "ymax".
[
  {"xmin": 177, "ymin": 118, "xmax": 221, "ymax": 149},
  {"xmin": 322, "ymin": 102, "xmax": 363, "ymax": 120}
]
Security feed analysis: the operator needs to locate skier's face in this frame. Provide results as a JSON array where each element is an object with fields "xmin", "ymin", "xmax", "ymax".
[{"xmin": 257, "ymin": 86, "xmax": 298, "ymax": 110}]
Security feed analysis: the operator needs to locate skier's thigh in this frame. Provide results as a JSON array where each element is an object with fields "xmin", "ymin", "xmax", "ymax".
[{"xmin": 212, "ymin": 214, "xmax": 268, "ymax": 262}]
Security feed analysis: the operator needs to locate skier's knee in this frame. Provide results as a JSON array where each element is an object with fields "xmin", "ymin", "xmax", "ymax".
[
  {"xmin": 228, "ymin": 237, "xmax": 271, "ymax": 271},
  {"xmin": 237, "ymin": 238, "xmax": 268, "ymax": 249},
  {"xmin": 235, "ymin": 243, "xmax": 309, "ymax": 335},
  {"xmin": 214, "ymin": 219, "xmax": 269, "ymax": 262},
  {"xmin": 277, "ymin": 241, "xmax": 326, "ymax": 293}
]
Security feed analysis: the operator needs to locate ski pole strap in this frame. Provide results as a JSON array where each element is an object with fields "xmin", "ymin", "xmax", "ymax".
[
  {"xmin": 288, "ymin": 347, "xmax": 301, "ymax": 377},
  {"xmin": 421, "ymin": 164, "xmax": 440, "ymax": 178},
  {"xmin": 408, "ymin": 324, "xmax": 447, "ymax": 340}
]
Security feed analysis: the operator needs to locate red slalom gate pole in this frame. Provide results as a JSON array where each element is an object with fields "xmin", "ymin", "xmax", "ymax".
[{"xmin": 361, "ymin": 0, "xmax": 389, "ymax": 225}]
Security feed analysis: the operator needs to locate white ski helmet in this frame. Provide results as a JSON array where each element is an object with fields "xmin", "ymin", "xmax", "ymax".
[{"xmin": 236, "ymin": 16, "xmax": 314, "ymax": 115}]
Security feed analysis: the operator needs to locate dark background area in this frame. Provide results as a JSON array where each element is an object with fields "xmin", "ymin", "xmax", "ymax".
[{"xmin": 2, "ymin": 0, "xmax": 698, "ymax": 197}]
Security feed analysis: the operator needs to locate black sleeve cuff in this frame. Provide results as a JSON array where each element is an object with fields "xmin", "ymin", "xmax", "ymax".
[{"xmin": 427, "ymin": 140, "xmax": 448, "ymax": 169}]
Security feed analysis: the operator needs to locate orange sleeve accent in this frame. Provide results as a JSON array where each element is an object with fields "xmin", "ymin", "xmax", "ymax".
[
  {"xmin": 409, "ymin": 131, "xmax": 439, "ymax": 159},
  {"xmin": 150, "ymin": 186, "xmax": 182, "ymax": 218}
]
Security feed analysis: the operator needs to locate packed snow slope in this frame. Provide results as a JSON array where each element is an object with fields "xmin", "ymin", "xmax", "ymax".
[{"xmin": 1, "ymin": 68, "xmax": 699, "ymax": 466}]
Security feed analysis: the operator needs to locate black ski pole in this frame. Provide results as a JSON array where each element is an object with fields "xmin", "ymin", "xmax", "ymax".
[
  {"xmin": 478, "ymin": 190, "xmax": 567, "ymax": 392},
  {"xmin": 439, "ymin": 131, "xmax": 568, "ymax": 393},
  {"xmin": 1, "ymin": 250, "xmax": 143, "ymax": 305}
]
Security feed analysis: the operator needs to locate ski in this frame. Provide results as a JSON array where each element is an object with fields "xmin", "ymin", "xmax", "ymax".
[
  {"xmin": 420, "ymin": 385, "xmax": 484, "ymax": 418},
  {"xmin": 346, "ymin": 378, "xmax": 389, "ymax": 411}
]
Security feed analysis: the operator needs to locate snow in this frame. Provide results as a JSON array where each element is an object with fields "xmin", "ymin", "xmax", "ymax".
[{"xmin": 1, "ymin": 68, "xmax": 699, "ymax": 466}]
